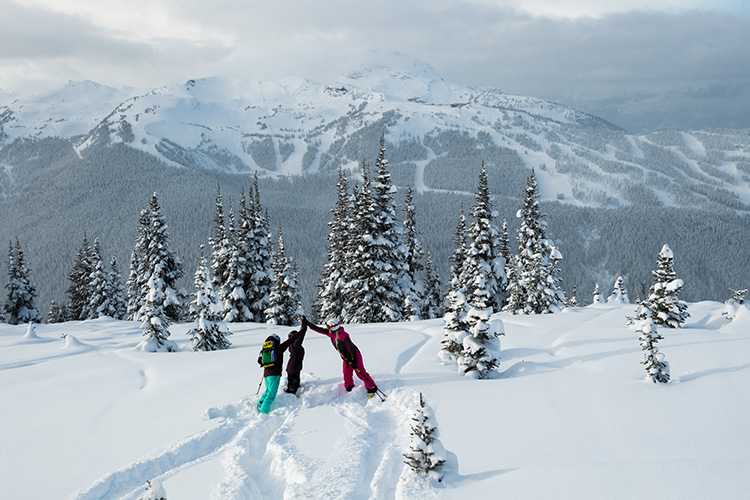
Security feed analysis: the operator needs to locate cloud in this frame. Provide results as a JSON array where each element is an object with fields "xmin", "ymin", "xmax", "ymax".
[{"xmin": 1, "ymin": 0, "xmax": 748, "ymax": 130}]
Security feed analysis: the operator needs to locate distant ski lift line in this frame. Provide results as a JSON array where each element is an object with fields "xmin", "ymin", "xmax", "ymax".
[{"xmin": 257, "ymin": 79, "xmax": 280, "ymax": 171}]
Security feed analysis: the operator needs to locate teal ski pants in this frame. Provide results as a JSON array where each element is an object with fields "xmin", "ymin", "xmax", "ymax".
[{"xmin": 257, "ymin": 375, "xmax": 281, "ymax": 414}]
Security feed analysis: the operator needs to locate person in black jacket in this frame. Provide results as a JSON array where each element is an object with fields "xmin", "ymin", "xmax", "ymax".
[
  {"xmin": 284, "ymin": 322, "xmax": 307, "ymax": 394},
  {"xmin": 257, "ymin": 326, "xmax": 304, "ymax": 414}
]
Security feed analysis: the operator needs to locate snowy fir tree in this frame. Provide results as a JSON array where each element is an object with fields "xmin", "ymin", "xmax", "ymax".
[
  {"xmin": 648, "ymin": 244, "xmax": 689, "ymax": 328},
  {"xmin": 568, "ymin": 284, "xmax": 578, "ymax": 307},
  {"xmin": 265, "ymin": 227, "xmax": 301, "ymax": 326},
  {"xmin": 420, "ymin": 250, "xmax": 443, "ymax": 320},
  {"xmin": 608, "ymin": 276, "xmax": 630, "ymax": 304},
  {"xmin": 107, "ymin": 256, "xmax": 128, "ymax": 320},
  {"xmin": 187, "ymin": 246, "xmax": 231, "ymax": 351},
  {"xmin": 592, "ymin": 283, "xmax": 602, "ymax": 304},
  {"xmin": 343, "ymin": 139, "xmax": 408, "ymax": 324},
  {"xmin": 722, "ymin": 289, "xmax": 749, "ymax": 321},
  {"xmin": 458, "ymin": 260, "xmax": 503, "ymax": 378},
  {"xmin": 503, "ymin": 168, "xmax": 564, "ymax": 315},
  {"xmin": 138, "ymin": 193, "xmax": 185, "ymax": 323},
  {"xmin": 86, "ymin": 237, "xmax": 111, "ymax": 319},
  {"xmin": 210, "ymin": 190, "xmax": 252, "ymax": 323},
  {"xmin": 209, "ymin": 185, "xmax": 232, "ymax": 314},
  {"xmin": 126, "ymin": 250, "xmax": 142, "ymax": 321},
  {"xmin": 128, "ymin": 208, "xmax": 153, "ymax": 320},
  {"xmin": 463, "ymin": 163, "xmax": 506, "ymax": 313},
  {"xmin": 137, "ymin": 262, "xmax": 176, "ymax": 352},
  {"xmin": 46, "ymin": 299, "xmax": 65, "ymax": 323},
  {"xmin": 635, "ymin": 301, "xmax": 670, "ymax": 383},
  {"xmin": 402, "ymin": 393, "xmax": 447, "ymax": 482},
  {"xmin": 139, "ymin": 479, "xmax": 167, "ymax": 500},
  {"xmin": 4, "ymin": 239, "xmax": 41, "ymax": 325},
  {"xmin": 66, "ymin": 234, "xmax": 94, "ymax": 321},
  {"xmin": 440, "ymin": 206, "xmax": 470, "ymax": 363},
  {"xmin": 340, "ymin": 166, "xmax": 370, "ymax": 323},
  {"xmin": 402, "ymin": 187, "xmax": 425, "ymax": 321},
  {"xmin": 316, "ymin": 168, "xmax": 352, "ymax": 323},
  {"xmin": 243, "ymin": 174, "xmax": 273, "ymax": 322}
]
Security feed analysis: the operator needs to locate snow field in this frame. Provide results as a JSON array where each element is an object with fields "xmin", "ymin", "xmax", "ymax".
[{"xmin": 2, "ymin": 301, "xmax": 750, "ymax": 499}]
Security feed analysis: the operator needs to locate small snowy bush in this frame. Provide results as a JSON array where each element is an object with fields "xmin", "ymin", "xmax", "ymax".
[
  {"xmin": 403, "ymin": 393, "xmax": 446, "ymax": 482},
  {"xmin": 140, "ymin": 479, "xmax": 166, "ymax": 500}
]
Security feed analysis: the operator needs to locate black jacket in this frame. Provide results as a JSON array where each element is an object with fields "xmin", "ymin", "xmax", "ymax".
[
  {"xmin": 285, "ymin": 323, "xmax": 307, "ymax": 375},
  {"xmin": 258, "ymin": 329, "xmax": 302, "ymax": 377}
]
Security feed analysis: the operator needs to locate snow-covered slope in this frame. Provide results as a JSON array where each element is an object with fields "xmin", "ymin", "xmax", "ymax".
[{"xmin": 2, "ymin": 301, "xmax": 748, "ymax": 499}]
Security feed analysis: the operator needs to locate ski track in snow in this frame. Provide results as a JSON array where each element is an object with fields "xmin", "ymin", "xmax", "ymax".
[{"xmin": 69, "ymin": 380, "xmax": 413, "ymax": 500}]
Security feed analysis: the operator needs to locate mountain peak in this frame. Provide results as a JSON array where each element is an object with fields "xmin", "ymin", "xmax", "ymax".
[{"xmin": 336, "ymin": 51, "xmax": 456, "ymax": 103}]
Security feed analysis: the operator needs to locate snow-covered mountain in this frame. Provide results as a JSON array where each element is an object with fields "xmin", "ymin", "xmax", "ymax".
[
  {"xmin": 3, "ymin": 52, "xmax": 749, "ymax": 211},
  {"xmin": 2, "ymin": 301, "xmax": 749, "ymax": 499},
  {"xmin": 2, "ymin": 53, "xmax": 750, "ymax": 312}
]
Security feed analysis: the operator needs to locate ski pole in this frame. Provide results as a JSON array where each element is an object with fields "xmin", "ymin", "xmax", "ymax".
[
  {"xmin": 354, "ymin": 367, "xmax": 387, "ymax": 401},
  {"xmin": 256, "ymin": 374, "xmax": 264, "ymax": 395}
]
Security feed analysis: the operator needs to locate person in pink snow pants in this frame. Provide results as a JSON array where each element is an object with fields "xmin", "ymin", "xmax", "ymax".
[{"xmin": 303, "ymin": 316, "xmax": 379, "ymax": 395}]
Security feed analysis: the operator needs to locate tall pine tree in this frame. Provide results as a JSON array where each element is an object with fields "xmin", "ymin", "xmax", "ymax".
[
  {"xmin": 316, "ymin": 168, "xmax": 352, "ymax": 323},
  {"xmin": 421, "ymin": 250, "xmax": 443, "ymax": 320},
  {"xmin": 503, "ymin": 168, "xmax": 564, "ymax": 314},
  {"xmin": 265, "ymin": 227, "xmax": 301, "ymax": 326},
  {"xmin": 134, "ymin": 193, "xmax": 182, "ymax": 351},
  {"xmin": 66, "ymin": 235, "xmax": 94, "ymax": 321},
  {"xmin": 187, "ymin": 246, "xmax": 231, "ymax": 351},
  {"xmin": 440, "ymin": 206, "xmax": 470, "ymax": 363},
  {"xmin": 4, "ymin": 239, "xmax": 41, "ymax": 325},
  {"xmin": 402, "ymin": 187, "xmax": 425, "ymax": 320}
]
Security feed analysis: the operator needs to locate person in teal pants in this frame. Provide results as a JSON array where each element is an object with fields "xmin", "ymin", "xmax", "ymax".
[{"xmin": 256, "ymin": 325, "xmax": 306, "ymax": 414}]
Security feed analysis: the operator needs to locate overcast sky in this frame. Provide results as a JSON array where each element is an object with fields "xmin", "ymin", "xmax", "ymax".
[{"xmin": 2, "ymin": 0, "xmax": 749, "ymax": 131}]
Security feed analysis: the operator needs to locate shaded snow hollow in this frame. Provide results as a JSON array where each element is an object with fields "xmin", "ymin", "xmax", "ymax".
[{"xmin": 1, "ymin": 301, "xmax": 749, "ymax": 499}]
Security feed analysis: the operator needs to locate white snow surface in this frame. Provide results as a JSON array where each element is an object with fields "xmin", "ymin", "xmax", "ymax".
[{"xmin": 2, "ymin": 302, "xmax": 749, "ymax": 499}]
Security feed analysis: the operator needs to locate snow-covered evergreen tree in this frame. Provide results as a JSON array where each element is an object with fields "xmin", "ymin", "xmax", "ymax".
[
  {"xmin": 341, "ymin": 166, "xmax": 372, "ymax": 323},
  {"xmin": 265, "ymin": 227, "xmax": 301, "ymax": 326},
  {"xmin": 4, "ymin": 239, "xmax": 41, "ymax": 325},
  {"xmin": 440, "ymin": 206, "xmax": 469, "ymax": 363},
  {"xmin": 463, "ymin": 163, "xmax": 506, "ymax": 313},
  {"xmin": 139, "ymin": 479, "xmax": 167, "ymax": 500},
  {"xmin": 316, "ymin": 168, "xmax": 352, "ymax": 322},
  {"xmin": 503, "ymin": 168, "xmax": 564, "ymax": 314},
  {"xmin": 648, "ymin": 244, "xmax": 689, "ymax": 328},
  {"xmin": 133, "ymin": 193, "xmax": 182, "ymax": 352},
  {"xmin": 244, "ymin": 174, "xmax": 273, "ymax": 322},
  {"xmin": 608, "ymin": 276, "xmax": 630, "ymax": 304},
  {"xmin": 402, "ymin": 187, "xmax": 425, "ymax": 321},
  {"xmin": 126, "ymin": 251, "xmax": 142, "ymax": 320},
  {"xmin": 87, "ymin": 238, "xmax": 111, "ymax": 319},
  {"xmin": 137, "ymin": 262, "xmax": 176, "ymax": 352},
  {"xmin": 209, "ymin": 185, "xmax": 231, "ymax": 306},
  {"xmin": 107, "ymin": 256, "xmax": 128, "ymax": 320},
  {"xmin": 592, "ymin": 283, "xmax": 602, "ymax": 304},
  {"xmin": 209, "ymin": 185, "xmax": 250, "ymax": 322},
  {"xmin": 187, "ymin": 246, "xmax": 231, "ymax": 351},
  {"xmin": 458, "ymin": 261, "xmax": 503, "ymax": 378},
  {"xmin": 421, "ymin": 251, "xmax": 443, "ymax": 320},
  {"xmin": 128, "ymin": 210, "xmax": 152, "ymax": 321},
  {"xmin": 723, "ymin": 289, "xmax": 749, "ymax": 321},
  {"xmin": 344, "ymin": 138, "xmax": 408, "ymax": 324},
  {"xmin": 141, "ymin": 192, "xmax": 184, "ymax": 322},
  {"xmin": 402, "ymin": 393, "xmax": 446, "ymax": 482},
  {"xmin": 46, "ymin": 299, "xmax": 65, "ymax": 323},
  {"xmin": 66, "ymin": 235, "xmax": 93, "ymax": 321},
  {"xmin": 635, "ymin": 301, "xmax": 670, "ymax": 383},
  {"xmin": 567, "ymin": 284, "xmax": 578, "ymax": 307}
]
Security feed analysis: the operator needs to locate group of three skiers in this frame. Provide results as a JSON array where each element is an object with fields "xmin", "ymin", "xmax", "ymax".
[{"xmin": 256, "ymin": 316, "xmax": 380, "ymax": 414}]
